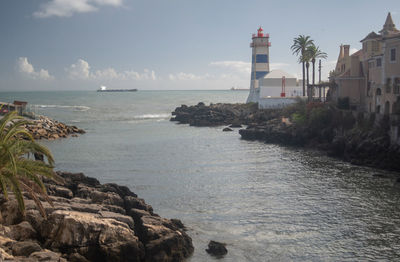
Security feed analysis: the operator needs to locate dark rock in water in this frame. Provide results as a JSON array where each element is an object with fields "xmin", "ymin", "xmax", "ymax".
[
  {"xmin": 229, "ymin": 123, "xmax": 242, "ymax": 128},
  {"xmin": 206, "ymin": 240, "xmax": 227, "ymax": 257},
  {"xmin": 222, "ymin": 127, "xmax": 233, "ymax": 132}
]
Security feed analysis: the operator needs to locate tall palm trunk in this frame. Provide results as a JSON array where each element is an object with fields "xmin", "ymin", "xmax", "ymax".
[
  {"xmin": 306, "ymin": 62, "xmax": 310, "ymax": 100},
  {"xmin": 312, "ymin": 58, "xmax": 317, "ymax": 100},
  {"xmin": 302, "ymin": 61, "xmax": 305, "ymax": 96}
]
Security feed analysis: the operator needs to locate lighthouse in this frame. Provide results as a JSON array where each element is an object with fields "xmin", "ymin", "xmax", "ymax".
[{"xmin": 247, "ymin": 27, "xmax": 271, "ymax": 103}]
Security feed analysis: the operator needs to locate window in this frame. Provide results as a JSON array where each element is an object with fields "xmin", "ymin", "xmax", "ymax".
[
  {"xmin": 386, "ymin": 78, "xmax": 392, "ymax": 93},
  {"xmin": 368, "ymin": 61, "xmax": 374, "ymax": 68},
  {"xmin": 376, "ymin": 58, "xmax": 382, "ymax": 67},
  {"xmin": 363, "ymin": 42, "xmax": 367, "ymax": 51},
  {"xmin": 372, "ymin": 41, "xmax": 379, "ymax": 52},
  {"xmin": 395, "ymin": 78, "xmax": 400, "ymax": 94},
  {"xmin": 390, "ymin": 48, "xmax": 396, "ymax": 62}
]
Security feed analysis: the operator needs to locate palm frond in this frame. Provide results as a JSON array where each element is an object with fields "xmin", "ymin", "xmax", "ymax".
[{"xmin": 0, "ymin": 112, "xmax": 56, "ymax": 217}]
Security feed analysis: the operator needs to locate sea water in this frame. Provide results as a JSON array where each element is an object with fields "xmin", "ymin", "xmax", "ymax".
[{"xmin": 1, "ymin": 90, "xmax": 400, "ymax": 261}]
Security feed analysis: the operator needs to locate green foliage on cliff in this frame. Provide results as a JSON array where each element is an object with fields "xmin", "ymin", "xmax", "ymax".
[
  {"xmin": 291, "ymin": 113, "xmax": 307, "ymax": 126},
  {"xmin": 308, "ymin": 107, "xmax": 332, "ymax": 131},
  {"xmin": 0, "ymin": 112, "xmax": 55, "ymax": 217}
]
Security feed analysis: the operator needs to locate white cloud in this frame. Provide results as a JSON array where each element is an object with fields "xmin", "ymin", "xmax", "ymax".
[
  {"xmin": 210, "ymin": 61, "xmax": 251, "ymax": 74},
  {"xmin": 17, "ymin": 57, "xmax": 54, "ymax": 80},
  {"xmin": 67, "ymin": 59, "xmax": 156, "ymax": 81},
  {"xmin": 210, "ymin": 60, "xmax": 289, "ymax": 74},
  {"xmin": 34, "ymin": 0, "xmax": 123, "ymax": 18},
  {"xmin": 67, "ymin": 59, "xmax": 91, "ymax": 79},
  {"xmin": 168, "ymin": 72, "xmax": 207, "ymax": 81}
]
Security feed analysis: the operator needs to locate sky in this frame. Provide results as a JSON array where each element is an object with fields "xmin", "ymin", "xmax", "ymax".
[{"xmin": 0, "ymin": 0, "xmax": 399, "ymax": 91}]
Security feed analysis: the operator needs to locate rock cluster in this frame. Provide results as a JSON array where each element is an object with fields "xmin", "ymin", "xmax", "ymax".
[
  {"xmin": 24, "ymin": 116, "xmax": 85, "ymax": 140},
  {"xmin": 171, "ymin": 102, "xmax": 264, "ymax": 127},
  {"xmin": 0, "ymin": 172, "xmax": 193, "ymax": 261}
]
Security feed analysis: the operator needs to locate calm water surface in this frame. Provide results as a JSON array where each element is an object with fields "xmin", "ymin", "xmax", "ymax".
[{"xmin": 1, "ymin": 90, "xmax": 400, "ymax": 261}]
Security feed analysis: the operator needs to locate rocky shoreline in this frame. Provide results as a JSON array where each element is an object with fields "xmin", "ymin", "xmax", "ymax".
[
  {"xmin": 0, "ymin": 172, "xmax": 193, "ymax": 261},
  {"xmin": 171, "ymin": 102, "xmax": 400, "ymax": 172},
  {"xmin": 24, "ymin": 116, "xmax": 85, "ymax": 140},
  {"xmin": 170, "ymin": 102, "xmax": 280, "ymax": 127}
]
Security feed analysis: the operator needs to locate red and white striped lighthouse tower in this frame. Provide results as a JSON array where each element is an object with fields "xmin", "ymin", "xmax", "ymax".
[{"xmin": 247, "ymin": 27, "xmax": 271, "ymax": 103}]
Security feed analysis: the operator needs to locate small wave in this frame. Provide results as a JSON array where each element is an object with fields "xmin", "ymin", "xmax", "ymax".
[
  {"xmin": 133, "ymin": 113, "xmax": 171, "ymax": 120},
  {"xmin": 32, "ymin": 104, "xmax": 90, "ymax": 111}
]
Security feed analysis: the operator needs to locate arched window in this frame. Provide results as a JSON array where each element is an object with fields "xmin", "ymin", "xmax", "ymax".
[{"xmin": 376, "ymin": 88, "xmax": 382, "ymax": 96}]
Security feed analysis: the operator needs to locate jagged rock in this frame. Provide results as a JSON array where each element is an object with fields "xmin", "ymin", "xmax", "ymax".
[
  {"xmin": 125, "ymin": 196, "xmax": 153, "ymax": 214},
  {"xmin": 8, "ymin": 222, "xmax": 36, "ymax": 241},
  {"xmin": 98, "ymin": 211, "xmax": 135, "ymax": 230},
  {"xmin": 0, "ymin": 172, "xmax": 193, "ymax": 262},
  {"xmin": 222, "ymin": 127, "xmax": 233, "ymax": 132},
  {"xmin": 0, "ymin": 246, "xmax": 14, "ymax": 260},
  {"xmin": 90, "ymin": 191, "xmax": 124, "ymax": 207},
  {"xmin": 171, "ymin": 103, "xmax": 259, "ymax": 127},
  {"xmin": 30, "ymin": 250, "xmax": 67, "ymax": 262},
  {"xmin": 11, "ymin": 240, "xmax": 42, "ymax": 256},
  {"xmin": 46, "ymin": 185, "xmax": 73, "ymax": 199},
  {"xmin": 41, "ymin": 210, "xmax": 145, "ymax": 261},
  {"xmin": 206, "ymin": 240, "xmax": 227, "ymax": 257},
  {"xmin": 100, "ymin": 183, "xmax": 138, "ymax": 198},
  {"xmin": 24, "ymin": 116, "xmax": 85, "ymax": 141},
  {"xmin": 136, "ymin": 215, "xmax": 194, "ymax": 261},
  {"xmin": 68, "ymin": 252, "xmax": 90, "ymax": 262}
]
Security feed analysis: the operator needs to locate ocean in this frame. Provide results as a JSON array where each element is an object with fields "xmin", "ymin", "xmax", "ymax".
[{"xmin": 1, "ymin": 90, "xmax": 400, "ymax": 261}]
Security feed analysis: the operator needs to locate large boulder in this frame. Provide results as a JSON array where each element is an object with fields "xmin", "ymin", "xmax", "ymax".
[
  {"xmin": 41, "ymin": 210, "xmax": 145, "ymax": 262},
  {"xmin": 11, "ymin": 240, "xmax": 42, "ymax": 257},
  {"xmin": 135, "ymin": 215, "xmax": 194, "ymax": 262}
]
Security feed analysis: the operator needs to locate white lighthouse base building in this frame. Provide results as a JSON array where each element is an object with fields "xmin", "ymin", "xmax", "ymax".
[{"xmin": 248, "ymin": 69, "xmax": 301, "ymax": 109}]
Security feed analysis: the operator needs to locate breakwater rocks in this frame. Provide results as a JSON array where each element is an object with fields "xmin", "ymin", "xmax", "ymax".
[
  {"xmin": 0, "ymin": 172, "xmax": 193, "ymax": 262},
  {"xmin": 170, "ymin": 102, "xmax": 283, "ymax": 127},
  {"xmin": 24, "ymin": 116, "xmax": 85, "ymax": 140}
]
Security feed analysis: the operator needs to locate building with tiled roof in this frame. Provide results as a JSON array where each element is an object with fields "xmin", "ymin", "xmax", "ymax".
[{"xmin": 331, "ymin": 12, "xmax": 400, "ymax": 114}]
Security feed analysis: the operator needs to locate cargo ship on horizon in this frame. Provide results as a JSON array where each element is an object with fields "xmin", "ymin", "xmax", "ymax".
[{"xmin": 97, "ymin": 86, "xmax": 137, "ymax": 92}]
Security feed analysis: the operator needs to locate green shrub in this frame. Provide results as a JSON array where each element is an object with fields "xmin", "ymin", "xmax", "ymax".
[
  {"xmin": 291, "ymin": 112, "xmax": 307, "ymax": 126},
  {"xmin": 308, "ymin": 107, "xmax": 332, "ymax": 130}
]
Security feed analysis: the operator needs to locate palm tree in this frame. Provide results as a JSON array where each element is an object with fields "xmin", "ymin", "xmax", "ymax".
[
  {"xmin": 307, "ymin": 44, "xmax": 327, "ymax": 99},
  {"xmin": 0, "ymin": 111, "xmax": 56, "ymax": 217},
  {"xmin": 291, "ymin": 35, "xmax": 314, "ymax": 97}
]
